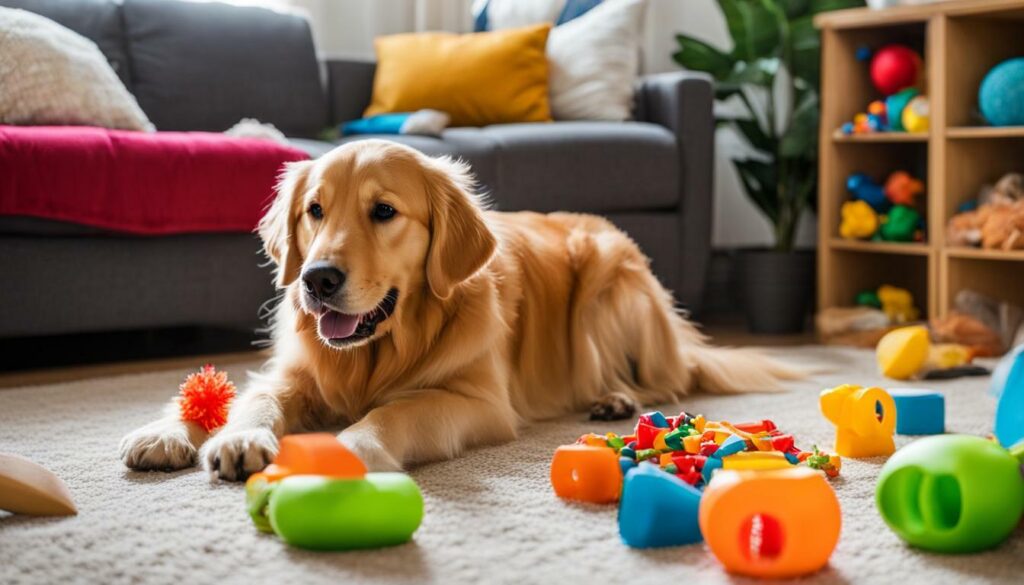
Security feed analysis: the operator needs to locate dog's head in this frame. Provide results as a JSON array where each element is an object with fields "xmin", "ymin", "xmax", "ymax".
[{"xmin": 258, "ymin": 140, "xmax": 496, "ymax": 348}]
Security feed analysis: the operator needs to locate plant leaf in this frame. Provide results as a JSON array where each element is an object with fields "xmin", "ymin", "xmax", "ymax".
[
  {"xmin": 734, "ymin": 118, "xmax": 773, "ymax": 152},
  {"xmin": 780, "ymin": 0, "xmax": 811, "ymax": 18},
  {"xmin": 733, "ymin": 159, "xmax": 780, "ymax": 223},
  {"xmin": 809, "ymin": 0, "xmax": 865, "ymax": 15},
  {"xmin": 717, "ymin": 0, "xmax": 783, "ymax": 61},
  {"xmin": 779, "ymin": 90, "xmax": 819, "ymax": 157},
  {"xmin": 673, "ymin": 34, "xmax": 734, "ymax": 79}
]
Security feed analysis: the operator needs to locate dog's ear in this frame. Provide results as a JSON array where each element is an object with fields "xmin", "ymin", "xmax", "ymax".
[
  {"xmin": 258, "ymin": 159, "xmax": 312, "ymax": 288},
  {"xmin": 424, "ymin": 157, "xmax": 497, "ymax": 300}
]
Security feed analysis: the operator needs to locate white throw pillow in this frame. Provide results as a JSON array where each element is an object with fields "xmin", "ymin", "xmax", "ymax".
[
  {"xmin": 0, "ymin": 8, "xmax": 154, "ymax": 131},
  {"xmin": 547, "ymin": 0, "xmax": 647, "ymax": 121}
]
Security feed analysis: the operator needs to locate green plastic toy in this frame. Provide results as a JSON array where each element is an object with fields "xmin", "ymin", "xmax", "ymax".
[
  {"xmin": 244, "ymin": 433, "xmax": 423, "ymax": 551},
  {"xmin": 876, "ymin": 435, "xmax": 1024, "ymax": 553},
  {"xmin": 879, "ymin": 205, "xmax": 920, "ymax": 242},
  {"xmin": 855, "ymin": 289, "xmax": 882, "ymax": 309}
]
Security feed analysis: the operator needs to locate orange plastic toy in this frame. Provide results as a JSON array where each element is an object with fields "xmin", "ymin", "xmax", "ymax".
[
  {"xmin": 550, "ymin": 445, "xmax": 622, "ymax": 503},
  {"xmin": 251, "ymin": 433, "xmax": 367, "ymax": 483},
  {"xmin": 820, "ymin": 384, "xmax": 896, "ymax": 458},
  {"xmin": 722, "ymin": 451, "xmax": 791, "ymax": 471},
  {"xmin": 699, "ymin": 468, "xmax": 841, "ymax": 579}
]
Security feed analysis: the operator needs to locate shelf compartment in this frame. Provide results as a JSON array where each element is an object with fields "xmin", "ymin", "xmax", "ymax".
[
  {"xmin": 819, "ymin": 250, "xmax": 931, "ymax": 317},
  {"xmin": 942, "ymin": 137, "xmax": 1024, "ymax": 225},
  {"xmin": 943, "ymin": 254, "xmax": 1024, "ymax": 316},
  {"xmin": 829, "ymin": 239, "xmax": 931, "ymax": 255},
  {"xmin": 944, "ymin": 14, "xmax": 1024, "ymax": 127}
]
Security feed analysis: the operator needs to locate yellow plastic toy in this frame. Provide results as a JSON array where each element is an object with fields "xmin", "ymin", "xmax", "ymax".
[
  {"xmin": 877, "ymin": 284, "xmax": 919, "ymax": 323},
  {"xmin": 876, "ymin": 325, "xmax": 930, "ymax": 379},
  {"xmin": 699, "ymin": 467, "xmax": 842, "ymax": 579},
  {"xmin": 901, "ymin": 95, "xmax": 930, "ymax": 133},
  {"xmin": 819, "ymin": 384, "xmax": 896, "ymax": 458},
  {"xmin": 722, "ymin": 451, "xmax": 792, "ymax": 470},
  {"xmin": 839, "ymin": 200, "xmax": 879, "ymax": 239}
]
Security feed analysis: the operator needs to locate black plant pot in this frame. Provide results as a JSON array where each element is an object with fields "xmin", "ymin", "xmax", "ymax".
[{"xmin": 738, "ymin": 249, "xmax": 816, "ymax": 334}]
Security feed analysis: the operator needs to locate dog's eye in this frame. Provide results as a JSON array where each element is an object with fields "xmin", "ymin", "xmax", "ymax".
[
  {"xmin": 308, "ymin": 203, "xmax": 323, "ymax": 220},
  {"xmin": 372, "ymin": 203, "xmax": 396, "ymax": 222}
]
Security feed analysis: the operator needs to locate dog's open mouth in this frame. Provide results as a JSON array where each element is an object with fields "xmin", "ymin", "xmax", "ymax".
[{"xmin": 317, "ymin": 288, "xmax": 399, "ymax": 346}]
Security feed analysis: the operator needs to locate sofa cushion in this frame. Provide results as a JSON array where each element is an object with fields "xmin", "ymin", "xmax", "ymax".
[
  {"xmin": 122, "ymin": 0, "xmax": 325, "ymax": 136},
  {"xmin": 481, "ymin": 121, "xmax": 678, "ymax": 213},
  {"xmin": 330, "ymin": 122, "xmax": 677, "ymax": 213},
  {"xmin": 0, "ymin": 125, "xmax": 308, "ymax": 235},
  {"xmin": 0, "ymin": 0, "xmax": 131, "ymax": 87},
  {"xmin": 332, "ymin": 130, "xmax": 501, "ymax": 195}
]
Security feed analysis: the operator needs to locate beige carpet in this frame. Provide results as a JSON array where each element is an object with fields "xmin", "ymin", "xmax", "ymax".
[{"xmin": 0, "ymin": 346, "xmax": 1019, "ymax": 585}]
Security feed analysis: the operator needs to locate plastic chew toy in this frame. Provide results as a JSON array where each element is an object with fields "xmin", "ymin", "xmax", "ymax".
[
  {"xmin": 550, "ymin": 444, "xmax": 622, "ymax": 503},
  {"xmin": 700, "ymin": 468, "xmax": 841, "ymax": 578},
  {"xmin": 839, "ymin": 200, "xmax": 879, "ymax": 239},
  {"xmin": 870, "ymin": 44, "xmax": 921, "ymax": 96},
  {"xmin": 879, "ymin": 205, "xmax": 921, "ymax": 242},
  {"xmin": 820, "ymin": 384, "xmax": 896, "ymax": 458},
  {"xmin": 876, "ymin": 325, "xmax": 929, "ymax": 379},
  {"xmin": 0, "ymin": 453, "xmax": 77, "ymax": 516},
  {"xmin": 847, "ymin": 173, "xmax": 890, "ymax": 213},
  {"xmin": 877, "ymin": 285, "xmax": 919, "ymax": 324},
  {"xmin": 876, "ymin": 434, "xmax": 1024, "ymax": 553},
  {"xmin": 889, "ymin": 388, "xmax": 944, "ymax": 435},
  {"xmin": 992, "ymin": 344, "xmax": 1024, "ymax": 448},
  {"xmin": 245, "ymin": 434, "xmax": 423, "ymax": 550},
  {"xmin": 722, "ymin": 451, "xmax": 792, "ymax": 470},
  {"xmin": 618, "ymin": 464, "xmax": 702, "ymax": 548}
]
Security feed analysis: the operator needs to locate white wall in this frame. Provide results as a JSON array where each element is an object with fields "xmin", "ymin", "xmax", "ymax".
[{"xmin": 285, "ymin": 0, "xmax": 815, "ymax": 249}]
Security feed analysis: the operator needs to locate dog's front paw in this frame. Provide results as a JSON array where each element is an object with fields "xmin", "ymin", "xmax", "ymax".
[
  {"xmin": 200, "ymin": 428, "xmax": 278, "ymax": 481},
  {"xmin": 120, "ymin": 419, "xmax": 198, "ymax": 471},
  {"xmin": 338, "ymin": 428, "xmax": 402, "ymax": 472},
  {"xmin": 589, "ymin": 391, "xmax": 639, "ymax": 421}
]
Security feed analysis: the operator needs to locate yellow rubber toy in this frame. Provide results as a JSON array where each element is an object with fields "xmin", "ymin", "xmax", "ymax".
[{"xmin": 876, "ymin": 325, "xmax": 930, "ymax": 380}]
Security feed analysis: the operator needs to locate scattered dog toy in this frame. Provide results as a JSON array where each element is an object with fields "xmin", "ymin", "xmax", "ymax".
[
  {"xmin": 245, "ymin": 434, "xmax": 423, "ymax": 551},
  {"xmin": 0, "ymin": 453, "xmax": 77, "ymax": 516},
  {"xmin": 877, "ymin": 325, "xmax": 930, "ymax": 379},
  {"xmin": 876, "ymin": 434, "xmax": 1024, "ymax": 553},
  {"xmin": 993, "ymin": 344, "xmax": 1024, "ymax": 448},
  {"xmin": 840, "ymin": 200, "xmax": 879, "ymax": 239},
  {"xmin": 700, "ymin": 467, "xmax": 841, "ymax": 578},
  {"xmin": 889, "ymin": 389, "xmax": 945, "ymax": 435},
  {"xmin": 877, "ymin": 285, "xmax": 919, "ymax": 324},
  {"xmin": 820, "ymin": 384, "xmax": 896, "ymax": 458},
  {"xmin": 549, "ymin": 444, "xmax": 622, "ymax": 504},
  {"xmin": 178, "ymin": 364, "xmax": 236, "ymax": 432},
  {"xmin": 618, "ymin": 464, "xmax": 703, "ymax": 548}
]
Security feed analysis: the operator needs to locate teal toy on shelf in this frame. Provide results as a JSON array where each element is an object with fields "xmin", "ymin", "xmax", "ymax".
[
  {"xmin": 245, "ymin": 434, "xmax": 423, "ymax": 551},
  {"xmin": 876, "ymin": 435, "xmax": 1024, "ymax": 553}
]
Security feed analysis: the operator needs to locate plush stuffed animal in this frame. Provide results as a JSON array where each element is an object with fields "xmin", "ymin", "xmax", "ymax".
[{"xmin": 947, "ymin": 173, "xmax": 1024, "ymax": 250}]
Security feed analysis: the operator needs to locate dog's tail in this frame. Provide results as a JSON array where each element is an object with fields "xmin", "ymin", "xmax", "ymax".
[{"xmin": 680, "ymin": 343, "xmax": 807, "ymax": 394}]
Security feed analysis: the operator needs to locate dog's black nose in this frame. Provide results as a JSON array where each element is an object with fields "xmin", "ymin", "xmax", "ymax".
[{"xmin": 301, "ymin": 262, "xmax": 345, "ymax": 298}]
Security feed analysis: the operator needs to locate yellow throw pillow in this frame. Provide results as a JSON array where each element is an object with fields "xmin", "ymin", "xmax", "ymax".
[{"xmin": 365, "ymin": 24, "xmax": 553, "ymax": 127}]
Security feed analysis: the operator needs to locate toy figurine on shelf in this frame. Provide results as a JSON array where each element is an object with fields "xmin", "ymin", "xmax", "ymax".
[
  {"xmin": 842, "ymin": 171, "xmax": 925, "ymax": 242},
  {"xmin": 840, "ymin": 44, "xmax": 928, "ymax": 135}
]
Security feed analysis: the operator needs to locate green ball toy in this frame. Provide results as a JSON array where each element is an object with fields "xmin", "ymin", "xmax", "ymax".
[{"xmin": 876, "ymin": 435, "xmax": 1024, "ymax": 553}]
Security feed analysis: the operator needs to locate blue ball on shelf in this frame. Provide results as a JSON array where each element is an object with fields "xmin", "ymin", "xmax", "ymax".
[{"xmin": 979, "ymin": 58, "xmax": 1024, "ymax": 127}]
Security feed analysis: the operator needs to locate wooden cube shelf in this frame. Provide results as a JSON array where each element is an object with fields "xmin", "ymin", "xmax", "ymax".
[{"xmin": 816, "ymin": 0, "xmax": 1024, "ymax": 327}]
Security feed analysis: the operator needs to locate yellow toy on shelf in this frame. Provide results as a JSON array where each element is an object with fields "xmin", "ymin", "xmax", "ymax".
[
  {"xmin": 839, "ymin": 200, "xmax": 879, "ymax": 239},
  {"xmin": 819, "ymin": 384, "xmax": 896, "ymax": 458},
  {"xmin": 877, "ymin": 284, "xmax": 919, "ymax": 323}
]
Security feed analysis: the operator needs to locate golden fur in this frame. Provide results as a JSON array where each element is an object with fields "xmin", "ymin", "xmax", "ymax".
[{"xmin": 120, "ymin": 140, "xmax": 798, "ymax": 478}]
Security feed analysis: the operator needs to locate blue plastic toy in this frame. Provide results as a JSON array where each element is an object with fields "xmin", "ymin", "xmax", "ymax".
[
  {"xmin": 618, "ymin": 464, "xmax": 703, "ymax": 548},
  {"xmin": 992, "ymin": 344, "xmax": 1024, "ymax": 448},
  {"xmin": 847, "ymin": 173, "xmax": 891, "ymax": 213},
  {"xmin": 889, "ymin": 388, "xmax": 945, "ymax": 435},
  {"xmin": 979, "ymin": 58, "xmax": 1024, "ymax": 127}
]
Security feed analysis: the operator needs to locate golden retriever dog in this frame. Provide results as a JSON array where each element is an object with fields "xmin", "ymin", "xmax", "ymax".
[{"xmin": 120, "ymin": 140, "xmax": 797, "ymax": 479}]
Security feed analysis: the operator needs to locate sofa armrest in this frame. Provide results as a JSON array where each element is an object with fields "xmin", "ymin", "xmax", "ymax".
[
  {"xmin": 634, "ymin": 71, "xmax": 714, "ymax": 314},
  {"xmin": 325, "ymin": 58, "xmax": 377, "ymax": 127}
]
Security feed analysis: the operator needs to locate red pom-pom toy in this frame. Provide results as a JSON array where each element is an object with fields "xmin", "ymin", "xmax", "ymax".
[{"xmin": 178, "ymin": 364, "xmax": 236, "ymax": 432}]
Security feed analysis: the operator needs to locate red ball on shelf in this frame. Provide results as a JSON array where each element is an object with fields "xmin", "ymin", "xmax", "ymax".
[{"xmin": 871, "ymin": 44, "xmax": 921, "ymax": 96}]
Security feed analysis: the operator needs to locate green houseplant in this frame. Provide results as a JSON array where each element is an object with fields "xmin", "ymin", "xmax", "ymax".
[{"xmin": 674, "ymin": 0, "xmax": 864, "ymax": 333}]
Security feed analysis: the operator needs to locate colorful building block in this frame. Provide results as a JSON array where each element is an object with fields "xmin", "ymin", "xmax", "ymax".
[
  {"xmin": 550, "ymin": 445, "xmax": 622, "ymax": 503},
  {"xmin": 889, "ymin": 388, "xmax": 944, "ymax": 435},
  {"xmin": 618, "ymin": 465, "xmax": 703, "ymax": 548},
  {"xmin": 876, "ymin": 435, "xmax": 1024, "ymax": 553},
  {"xmin": 820, "ymin": 384, "xmax": 896, "ymax": 458},
  {"xmin": 699, "ymin": 468, "xmax": 841, "ymax": 579},
  {"xmin": 722, "ymin": 451, "xmax": 793, "ymax": 471}
]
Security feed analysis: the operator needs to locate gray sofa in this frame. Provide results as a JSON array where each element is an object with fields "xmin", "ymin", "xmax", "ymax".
[{"xmin": 0, "ymin": 0, "xmax": 714, "ymax": 340}]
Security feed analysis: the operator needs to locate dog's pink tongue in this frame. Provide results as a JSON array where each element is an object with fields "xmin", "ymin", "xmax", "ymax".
[{"xmin": 319, "ymin": 310, "xmax": 360, "ymax": 339}]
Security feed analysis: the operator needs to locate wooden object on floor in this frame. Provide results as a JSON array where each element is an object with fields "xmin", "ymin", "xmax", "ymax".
[
  {"xmin": 0, "ymin": 453, "xmax": 77, "ymax": 516},
  {"xmin": 816, "ymin": 0, "xmax": 1024, "ymax": 340}
]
